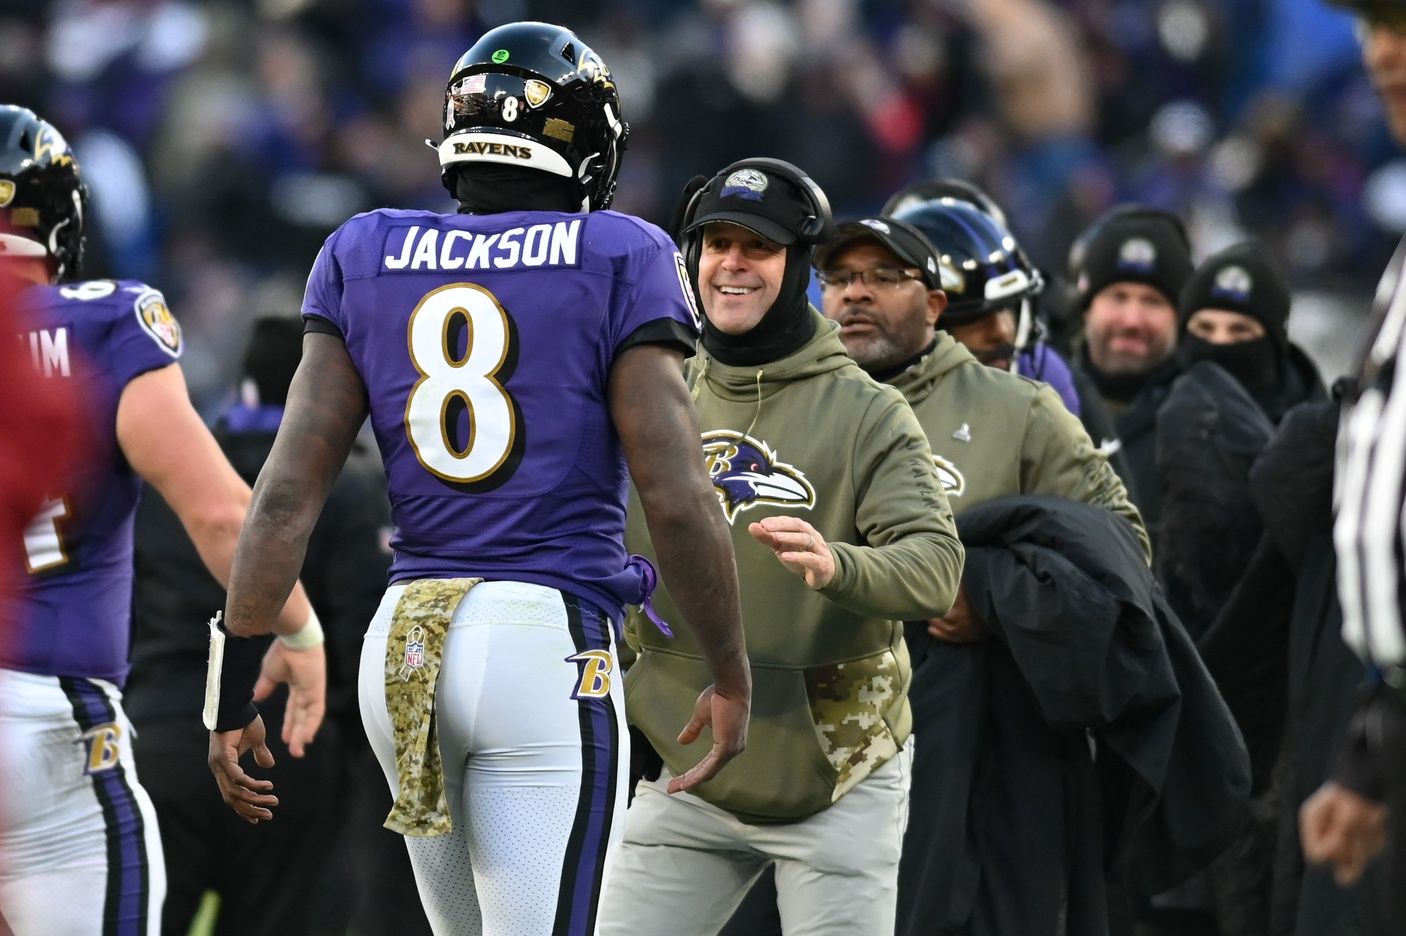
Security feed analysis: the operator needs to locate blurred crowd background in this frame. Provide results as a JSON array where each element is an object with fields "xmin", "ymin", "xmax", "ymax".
[{"xmin": 4, "ymin": 0, "xmax": 1393, "ymax": 402}]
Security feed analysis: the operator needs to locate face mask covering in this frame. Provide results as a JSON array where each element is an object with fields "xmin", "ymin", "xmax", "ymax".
[{"xmin": 1179, "ymin": 334, "xmax": 1281, "ymax": 413}]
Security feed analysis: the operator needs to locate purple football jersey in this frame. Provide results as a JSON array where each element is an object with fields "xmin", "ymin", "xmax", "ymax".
[
  {"xmin": 302, "ymin": 208, "xmax": 700, "ymax": 619},
  {"xmin": 4, "ymin": 279, "xmax": 183, "ymax": 684}
]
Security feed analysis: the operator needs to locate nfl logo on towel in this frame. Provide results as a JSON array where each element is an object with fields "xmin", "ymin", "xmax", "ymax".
[{"xmin": 404, "ymin": 625, "xmax": 426, "ymax": 672}]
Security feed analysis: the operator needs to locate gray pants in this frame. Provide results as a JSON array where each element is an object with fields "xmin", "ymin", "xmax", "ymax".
[{"xmin": 597, "ymin": 737, "xmax": 912, "ymax": 936}]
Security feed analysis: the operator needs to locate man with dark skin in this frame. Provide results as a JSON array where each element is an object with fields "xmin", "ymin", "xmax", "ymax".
[
  {"xmin": 210, "ymin": 333, "xmax": 748, "ymax": 799},
  {"xmin": 205, "ymin": 23, "xmax": 750, "ymax": 936},
  {"xmin": 817, "ymin": 215, "xmax": 1150, "ymax": 936}
]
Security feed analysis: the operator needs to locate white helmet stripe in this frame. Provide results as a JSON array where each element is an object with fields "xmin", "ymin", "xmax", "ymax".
[
  {"xmin": 0, "ymin": 233, "xmax": 51, "ymax": 258},
  {"xmin": 984, "ymin": 268, "xmax": 1032, "ymax": 301},
  {"xmin": 437, "ymin": 133, "xmax": 573, "ymax": 178}
]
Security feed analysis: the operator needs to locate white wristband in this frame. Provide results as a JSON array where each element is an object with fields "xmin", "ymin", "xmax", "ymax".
[{"xmin": 277, "ymin": 607, "xmax": 324, "ymax": 650}]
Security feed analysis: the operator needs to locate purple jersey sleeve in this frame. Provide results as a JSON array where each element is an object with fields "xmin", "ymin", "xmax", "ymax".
[
  {"xmin": 612, "ymin": 242, "xmax": 702, "ymax": 354},
  {"xmin": 302, "ymin": 231, "xmax": 346, "ymax": 336},
  {"xmin": 107, "ymin": 284, "xmax": 183, "ymax": 386}
]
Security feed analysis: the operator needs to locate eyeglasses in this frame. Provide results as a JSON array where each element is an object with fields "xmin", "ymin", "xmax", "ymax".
[{"xmin": 817, "ymin": 266, "xmax": 923, "ymax": 290}]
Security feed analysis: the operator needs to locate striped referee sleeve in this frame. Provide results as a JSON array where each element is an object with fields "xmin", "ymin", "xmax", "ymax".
[{"xmin": 1336, "ymin": 241, "xmax": 1406, "ymax": 668}]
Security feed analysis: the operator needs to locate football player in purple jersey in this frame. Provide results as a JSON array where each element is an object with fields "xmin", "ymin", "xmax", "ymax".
[
  {"xmin": 0, "ymin": 105, "xmax": 324, "ymax": 936},
  {"xmin": 207, "ymin": 21, "xmax": 751, "ymax": 936}
]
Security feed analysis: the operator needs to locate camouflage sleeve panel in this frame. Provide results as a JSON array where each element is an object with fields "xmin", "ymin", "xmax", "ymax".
[{"xmin": 1021, "ymin": 386, "xmax": 1150, "ymax": 562}]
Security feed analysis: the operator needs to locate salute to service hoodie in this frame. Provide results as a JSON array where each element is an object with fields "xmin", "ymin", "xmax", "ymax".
[
  {"xmin": 889, "ymin": 332, "xmax": 1148, "ymax": 558},
  {"xmin": 624, "ymin": 309, "xmax": 964, "ymax": 823}
]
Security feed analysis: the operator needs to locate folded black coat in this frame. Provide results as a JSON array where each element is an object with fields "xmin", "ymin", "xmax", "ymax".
[{"xmin": 897, "ymin": 496, "xmax": 1251, "ymax": 936}]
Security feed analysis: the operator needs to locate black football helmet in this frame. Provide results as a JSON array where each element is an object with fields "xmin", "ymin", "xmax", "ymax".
[
  {"xmin": 0, "ymin": 105, "xmax": 86, "ymax": 281},
  {"xmin": 437, "ymin": 22, "xmax": 629, "ymax": 211},
  {"xmin": 891, "ymin": 197, "xmax": 1042, "ymax": 336}
]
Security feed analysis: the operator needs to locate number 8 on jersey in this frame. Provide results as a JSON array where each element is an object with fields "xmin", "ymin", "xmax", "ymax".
[{"xmin": 404, "ymin": 283, "xmax": 518, "ymax": 484}]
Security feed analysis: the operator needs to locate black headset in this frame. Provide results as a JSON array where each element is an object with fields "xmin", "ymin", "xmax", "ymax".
[{"xmin": 675, "ymin": 157, "xmax": 834, "ymax": 273}]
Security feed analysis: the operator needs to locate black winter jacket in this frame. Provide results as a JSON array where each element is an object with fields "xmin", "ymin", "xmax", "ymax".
[{"xmin": 897, "ymin": 497, "xmax": 1250, "ymax": 936}]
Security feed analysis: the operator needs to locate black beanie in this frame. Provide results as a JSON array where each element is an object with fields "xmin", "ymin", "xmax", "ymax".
[
  {"xmin": 1177, "ymin": 240, "xmax": 1290, "ymax": 349},
  {"xmin": 1074, "ymin": 207, "xmax": 1193, "ymax": 311}
]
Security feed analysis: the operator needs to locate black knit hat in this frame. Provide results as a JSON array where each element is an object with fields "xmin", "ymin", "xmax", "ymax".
[
  {"xmin": 1073, "ymin": 206, "xmax": 1193, "ymax": 311},
  {"xmin": 1178, "ymin": 240, "xmax": 1290, "ymax": 348}
]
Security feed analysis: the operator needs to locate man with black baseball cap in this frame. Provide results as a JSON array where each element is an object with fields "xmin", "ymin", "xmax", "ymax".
[
  {"xmin": 816, "ymin": 215, "xmax": 1162, "ymax": 936},
  {"xmin": 816, "ymin": 212, "xmax": 1142, "ymax": 541},
  {"xmin": 812, "ymin": 216, "xmax": 945, "ymax": 375},
  {"xmin": 677, "ymin": 162, "xmax": 828, "ymax": 367},
  {"xmin": 600, "ymin": 169, "xmax": 965, "ymax": 935}
]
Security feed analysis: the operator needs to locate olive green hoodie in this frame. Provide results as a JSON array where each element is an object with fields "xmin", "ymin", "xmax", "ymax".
[
  {"xmin": 624, "ymin": 310, "xmax": 963, "ymax": 823},
  {"xmin": 891, "ymin": 333, "xmax": 1149, "ymax": 559}
]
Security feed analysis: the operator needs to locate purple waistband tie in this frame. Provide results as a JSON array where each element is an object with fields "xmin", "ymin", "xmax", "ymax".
[{"xmin": 626, "ymin": 554, "xmax": 673, "ymax": 638}]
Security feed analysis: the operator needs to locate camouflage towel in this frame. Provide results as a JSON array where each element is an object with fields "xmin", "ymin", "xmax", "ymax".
[
  {"xmin": 806, "ymin": 651, "xmax": 902, "ymax": 803},
  {"xmin": 383, "ymin": 577, "xmax": 481, "ymax": 836}
]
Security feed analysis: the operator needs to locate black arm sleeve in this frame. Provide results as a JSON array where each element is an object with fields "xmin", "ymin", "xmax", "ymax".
[
  {"xmin": 617, "ymin": 319, "xmax": 697, "ymax": 358},
  {"xmin": 303, "ymin": 316, "xmax": 344, "ymax": 340}
]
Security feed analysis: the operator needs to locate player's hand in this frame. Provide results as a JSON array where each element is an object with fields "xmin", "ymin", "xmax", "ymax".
[
  {"xmin": 748, "ymin": 516, "xmax": 835, "ymax": 590},
  {"xmin": 667, "ymin": 684, "xmax": 750, "ymax": 794},
  {"xmin": 1300, "ymin": 780, "xmax": 1389, "ymax": 885},
  {"xmin": 208, "ymin": 715, "xmax": 278, "ymax": 824},
  {"xmin": 927, "ymin": 585, "xmax": 989, "ymax": 643},
  {"xmin": 254, "ymin": 640, "xmax": 326, "ymax": 758}
]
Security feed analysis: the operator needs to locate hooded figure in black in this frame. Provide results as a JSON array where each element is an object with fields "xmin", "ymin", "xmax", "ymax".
[
  {"xmin": 1146, "ymin": 243, "xmax": 1326, "ymax": 933},
  {"xmin": 1176, "ymin": 240, "xmax": 1325, "ymax": 424}
]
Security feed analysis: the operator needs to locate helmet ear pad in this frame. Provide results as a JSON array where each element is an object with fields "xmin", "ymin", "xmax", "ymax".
[{"xmin": 673, "ymin": 174, "xmax": 711, "ymax": 278}]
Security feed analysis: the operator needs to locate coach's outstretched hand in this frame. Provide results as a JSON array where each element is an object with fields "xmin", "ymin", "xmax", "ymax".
[
  {"xmin": 254, "ymin": 640, "xmax": 326, "ymax": 758},
  {"xmin": 667, "ymin": 683, "xmax": 749, "ymax": 794}
]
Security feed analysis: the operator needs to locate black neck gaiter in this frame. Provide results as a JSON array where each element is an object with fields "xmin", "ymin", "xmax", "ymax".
[
  {"xmin": 702, "ymin": 244, "xmax": 816, "ymax": 366},
  {"xmin": 1081, "ymin": 344, "xmax": 1177, "ymax": 406},
  {"xmin": 454, "ymin": 164, "xmax": 581, "ymax": 214},
  {"xmin": 1179, "ymin": 334, "xmax": 1282, "ymax": 414}
]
